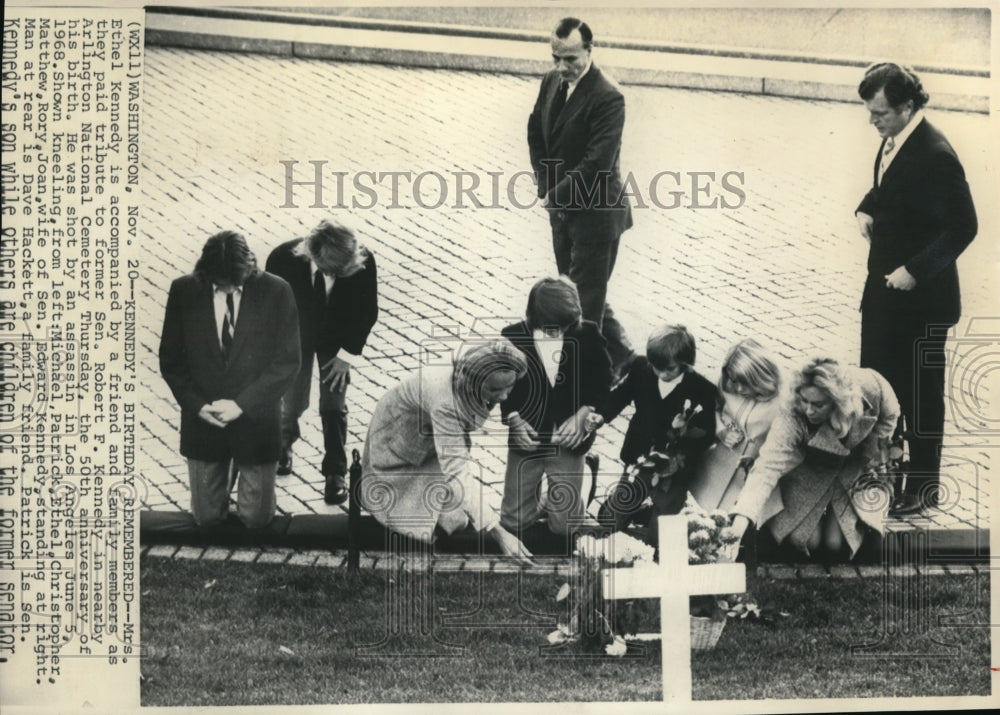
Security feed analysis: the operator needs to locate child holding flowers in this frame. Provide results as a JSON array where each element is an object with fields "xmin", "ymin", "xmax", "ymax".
[{"xmin": 590, "ymin": 325, "xmax": 717, "ymax": 544}]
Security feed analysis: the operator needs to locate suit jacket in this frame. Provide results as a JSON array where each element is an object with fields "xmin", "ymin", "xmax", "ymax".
[
  {"xmin": 599, "ymin": 357, "xmax": 718, "ymax": 467},
  {"xmin": 360, "ymin": 364, "xmax": 499, "ymax": 539},
  {"xmin": 732, "ymin": 368, "xmax": 900, "ymax": 554},
  {"xmin": 857, "ymin": 117, "xmax": 977, "ymax": 326},
  {"xmin": 527, "ymin": 64, "xmax": 632, "ymax": 236},
  {"xmin": 159, "ymin": 271, "xmax": 301, "ymax": 464},
  {"xmin": 500, "ymin": 320, "xmax": 612, "ymax": 455},
  {"xmin": 265, "ymin": 239, "xmax": 379, "ymax": 358}
]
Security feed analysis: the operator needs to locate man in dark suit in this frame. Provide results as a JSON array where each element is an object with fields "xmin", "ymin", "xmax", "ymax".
[
  {"xmin": 500, "ymin": 277, "xmax": 612, "ymax": 535},
  {"xmin": 265, "ymin": 220, "xmax": 378, "ymax": 504},
  {"xmin": 855, "ymin": 63, "xmax": 977, "ymax": 515},
  {"xmin": 159, "ymin": 230, "xmax": 300, "ymax": 528},
  {"xmin": 527, "ymin": 17, "xmax": 634, "ymax": 378}
]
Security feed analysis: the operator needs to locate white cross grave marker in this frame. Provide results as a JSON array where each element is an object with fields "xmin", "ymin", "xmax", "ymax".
[{"xmin": 601, "ymin": 514, "xmax": 746, "ymax": 703}]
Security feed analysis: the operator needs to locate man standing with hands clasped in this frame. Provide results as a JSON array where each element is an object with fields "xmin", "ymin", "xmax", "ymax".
[
  {"xmin": 855, "ymin": 63, "xmax": 977, "ymax": 516},
  {"xmin": 528, "ymin": 17, "xmax": 634, "ymax": 379},
  {"xmin": 159, "ymin": 230, "xmax": 301, "ymax": 529}
]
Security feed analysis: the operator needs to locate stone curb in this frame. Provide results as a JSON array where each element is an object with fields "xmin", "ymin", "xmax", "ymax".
[
  {"xmin": 143, "ymin": 9, "xmax": 990, "ymax": 114},
  {"xmin": 140, "ymin": 544, "xmax": 988, "ymax": 579}
]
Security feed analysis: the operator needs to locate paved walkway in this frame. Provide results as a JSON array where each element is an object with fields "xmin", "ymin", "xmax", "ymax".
[{"xmin": 136, "ymin": 47, "xmax": 996, "ymax": 550}]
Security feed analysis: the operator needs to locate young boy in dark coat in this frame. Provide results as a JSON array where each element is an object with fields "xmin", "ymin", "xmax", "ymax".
[
  {"xmin": 593, "ymin": 324, "xmax": 718, "ymax": 538},
  {"xmin": 500, "ymin": 276, "xmax": 613, "ymax": 536}
]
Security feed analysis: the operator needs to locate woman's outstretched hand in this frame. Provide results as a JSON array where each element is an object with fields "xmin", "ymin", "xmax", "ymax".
[
  {"xmin": 489, "ymin": 525, "xmax": 535, "ymax": 568},
  {"xmin": 719, "ymin": 515, "xmax": 750, "ymax": 563}
]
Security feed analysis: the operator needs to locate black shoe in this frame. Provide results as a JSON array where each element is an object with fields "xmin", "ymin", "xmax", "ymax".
[
  {"xmin": 919, "ymin": 491, "xmax": 941, "ymax": 512},
  {"xmin": 277, "ymin": 449, "xmax": 293, "ymax": 476},
  {"xmin": 324, "ymin": 474, "xmax": 348, "ymax": 505},
  {"xmin": 888, "ymin": 493, "xmax": 921, "ymax": 517}
]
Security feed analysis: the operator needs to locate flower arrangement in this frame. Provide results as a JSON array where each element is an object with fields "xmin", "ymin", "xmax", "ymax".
[
  {"xmin": 684, "ymin": 498, "xmax": 740, "ymax": 566},
  {"xmin": 633, "ymin": 399, "xmax": 706, "ymax": 487},
  {"xmin": 598, "ymin": 399, "xmax": 708, "ymax": 534},
  {"xmin": 547, "ymin": 531, "xmax": 654, "ymax": 656},
  {"xmin": 682, "ymin": 497, "xmax": 783, "ymax": 642}
]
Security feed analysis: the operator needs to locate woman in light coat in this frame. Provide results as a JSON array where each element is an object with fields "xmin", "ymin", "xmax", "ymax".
[
  {"xmin": 360, "ymin": 340, "xmax": 533, "ymax": 564},
  {"xmin": 729, "ymin": 357, "xmax": 900, "ymax": 560}
]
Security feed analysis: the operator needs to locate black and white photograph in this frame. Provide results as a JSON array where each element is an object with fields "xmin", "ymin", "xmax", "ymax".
[{"xmin": 1, "ymin": 2, "xmax": 997, "ymax": 713}]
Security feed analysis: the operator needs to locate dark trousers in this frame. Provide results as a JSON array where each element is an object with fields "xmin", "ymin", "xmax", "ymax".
[
  {"xmin": 551, "ymin": 211, "xmax": 633, "ymax": 373},
  {"xmin": 279, "ymin": 349, "xmax": 349, "ymax": 479},
  {"xmin": 860, "ymin": 309, "xmax": 948, "ymax": 498}
]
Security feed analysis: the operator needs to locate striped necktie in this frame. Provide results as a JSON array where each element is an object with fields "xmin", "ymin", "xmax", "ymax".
[{"xmin": 222, "ymin": 292, "xmax": 235, "ymax": 358}]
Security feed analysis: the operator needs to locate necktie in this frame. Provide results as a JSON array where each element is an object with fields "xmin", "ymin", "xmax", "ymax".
[
  {"xmin": 550, "ymin": 81, "xmax": 568, "ymax": 130},
  {"xmin": 222, "ymin": 292, "xmax": 235, "ymax": 358},
  {"xmin": 878, "ymin": 136, "xmax": 896, "ymax": 183},
  {"xmin": 313, "ymin": 269, "xmax": 326, "ymax": 305}
]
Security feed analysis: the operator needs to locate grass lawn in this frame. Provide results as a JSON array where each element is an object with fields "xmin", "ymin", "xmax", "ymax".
[
  {"xmin": 140, "ymin": 557, "xmax": 661, "ymax": 706},
  {"xmin": 140, "ymin": 556, "xmax": 990, "ymax": 706},
  {"xmin": 692, "ymin": 572, "xmax": 991, "ymax": 700}
]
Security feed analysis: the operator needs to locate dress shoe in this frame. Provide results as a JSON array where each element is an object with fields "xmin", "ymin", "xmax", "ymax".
[
  {"xmin": 324, "ymin": 473, "xmax": 348, "ymax": 505},
  {"xmin": 277, "ymin": 450, "xmax": 293, "ymax": 476},
  {"xmin": 920, "ymin": 491, "xmax": 940, "ymax": 511},
  {"xmin": 888, "ymin": 493, "xmax": 922, "ymax": 518}
]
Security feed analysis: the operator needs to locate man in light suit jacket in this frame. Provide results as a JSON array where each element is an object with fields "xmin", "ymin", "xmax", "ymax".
[
  {"xmin": 159, "ymin": 230, "xmax": 300, "ymax": 528},
  {"xmin": 527, "ymin": 17, "xmax": 634, "ymax": 378},
  {"xmin": 265, "ymin": 220, "xmax": 378, "ymax": 504},
  {"xmin": 855, "ymin": 63, "xmax": 977, "ymax": 515}
]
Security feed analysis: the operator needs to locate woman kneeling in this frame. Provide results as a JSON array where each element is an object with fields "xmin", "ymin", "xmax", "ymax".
[{"xmin": 729, "ymin": 357, "xmax": 899, "ymax": 560}]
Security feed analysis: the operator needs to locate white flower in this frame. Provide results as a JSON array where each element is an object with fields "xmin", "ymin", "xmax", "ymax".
[
  {"xmin": 718, "ymin": 527, "xmax": 741, "ymax": 545},
  {"xmin": 605, "ymin": 635, "xmax": 628, "ymax": 657},
  {"xmin": 547, "ymin": 629, "xmax": 570, "ymax": 645},
  {"xmin": 708, "ymin": 510, "xmax": 730, "ymax": 528},
  {"xmin": 689, "ymin": 515, "xmax": 716, "ymax": 534},
  {"xmin": 688, "ymin": 529, "xmax": 711, "ymax": 547},
  {"xmin": 610, "ymin": 533, "xmax": 655, "ymax": 565},
  {"xmin": 671, "ymin": 412, "xmax": 686, "ymax": 430}
]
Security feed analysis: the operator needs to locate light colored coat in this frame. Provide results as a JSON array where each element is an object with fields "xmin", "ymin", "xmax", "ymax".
[
  {"xmin": 689, "ymin": 390, "xmax": 782, "ymax": 514},
  {"xmin": 360, "ymin": 364, "xmax": 500, "ymax": 542},
  {"xmin": 732, "ymin": 368, "xmax": 900, "ymax": 556}
]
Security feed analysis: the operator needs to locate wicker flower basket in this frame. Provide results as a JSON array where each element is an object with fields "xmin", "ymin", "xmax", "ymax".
[{"xmin": 690, "ymin": 615, "xmax": 727, "ymax": 650}]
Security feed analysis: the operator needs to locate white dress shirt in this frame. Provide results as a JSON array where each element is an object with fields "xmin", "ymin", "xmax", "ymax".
[{"xmin": 533, "ymin": 329, "xmax": 565, "ymax": 387}]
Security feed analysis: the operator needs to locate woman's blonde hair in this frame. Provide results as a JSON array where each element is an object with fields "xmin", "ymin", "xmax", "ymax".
[
  {"xmin": 718, "ymin": 338, "xmax": 782, "ymax": 403},
  {"xmin": 453, "ymin": 340, "xmax": 528, "ymax": 412},
  {"xmin": 791, "ymin": 357, "xmax": 863, "ymax": 438}
]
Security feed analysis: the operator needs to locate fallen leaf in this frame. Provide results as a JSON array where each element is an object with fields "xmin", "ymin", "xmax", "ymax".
[
  {"xmin": 278, "ymin": 645, "xmax": 295, "ymax": 656},
  {"xmin": 556, "ymin": 583, "xmax": 571, "ymax": 602},
  {"xmin": 203, "ymin": 580, "xmax": 217, "ymax": 590}
]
